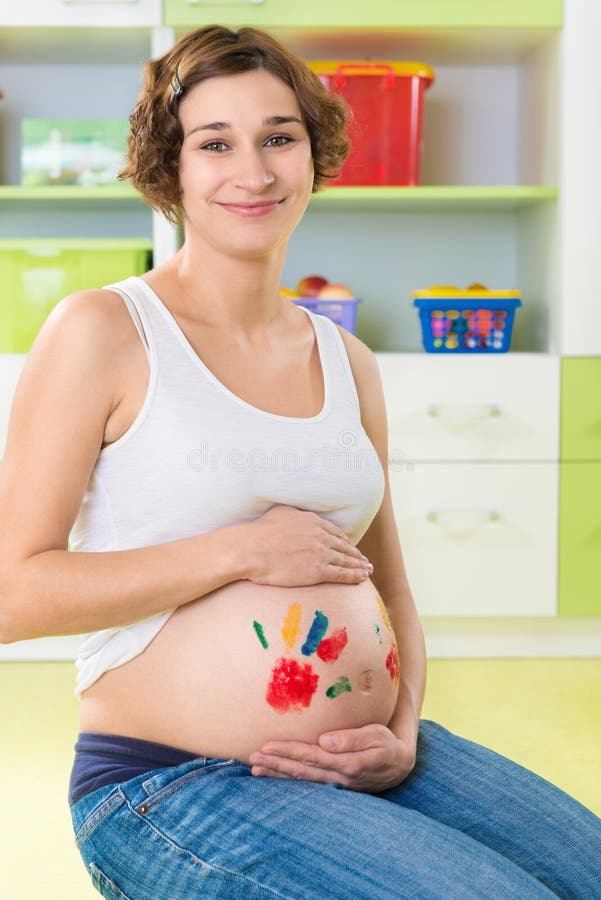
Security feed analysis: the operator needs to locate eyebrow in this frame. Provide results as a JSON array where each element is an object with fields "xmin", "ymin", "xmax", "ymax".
[{"xmin": 185, "ymin": 115, "xmax": 304, "ymax": 139}]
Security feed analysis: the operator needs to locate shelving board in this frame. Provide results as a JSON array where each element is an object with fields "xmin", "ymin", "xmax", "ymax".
[
  {"xmin": 0, "ymin": 185, "xmax": 146, "ymax": 202},
  {"xmin": 0, "ymin": 184, "xmax": 143, "ymax": 203},
  {"xmin": 0, "ymin": 237, "xmax": 152, "ymax": 249},
  {"xmin": 0, "ymin": 25, "xmax": 560, "ymax": 67},
  {"xmin": 164, "ymin": 0, "xmax": 562, "ymax": 30},
  {"xmin": 0, "ymin": 185, "xmax": 558, "ymax": 213},
  {"xmin": 309, "ymin": 186, "xmax": 558, "ymax": 212}
]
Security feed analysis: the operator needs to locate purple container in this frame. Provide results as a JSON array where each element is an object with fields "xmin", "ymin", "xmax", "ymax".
[{"xmin": 292, "ymin": 297, "xmax": 362, "ymax": 334}]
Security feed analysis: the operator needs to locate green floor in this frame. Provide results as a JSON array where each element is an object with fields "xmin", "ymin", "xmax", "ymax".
[{"xmin": 2, "ymin": 659, "xmax": 600, "ymax": 899}]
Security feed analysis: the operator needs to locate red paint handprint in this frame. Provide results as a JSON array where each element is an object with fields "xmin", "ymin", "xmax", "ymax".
[{"xmin": 253, "ymin": 603, "xmax": 349, "ymax": 714}]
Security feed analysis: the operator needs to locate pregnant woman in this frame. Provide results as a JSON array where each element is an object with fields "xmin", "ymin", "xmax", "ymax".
[{"xmin": 1, "ymin": 25, "xmax": 600, "ymax": 899}]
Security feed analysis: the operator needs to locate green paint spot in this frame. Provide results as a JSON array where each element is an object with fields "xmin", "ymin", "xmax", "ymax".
[
  {"xmin": 374, "ymin": 623, "xmax": 383, "ymax": 644},
  {"xmin": 253, "ymin": 620, "xmax": 268, "ymax": 649},
  {"xmin": 326, "ymin": 676, "xmax": 352, "ymax": 699}
]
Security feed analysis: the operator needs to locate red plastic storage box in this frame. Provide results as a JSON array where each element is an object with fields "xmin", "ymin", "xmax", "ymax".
[{"xmin": 308, "ymin": 60, "xmax": 435, "ymax": 186}]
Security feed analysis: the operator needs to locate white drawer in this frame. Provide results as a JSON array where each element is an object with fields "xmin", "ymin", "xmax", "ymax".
[
  {"xmin": 0, "ymin": 355, "xmax": 27, "ymax": 459},
  {"xmin": 376, "ymin": 353, "xmax": 559, "ymax": 462},
  {"xmin": 390, "ymin": 462, "xmax": 558, "ymax": 617},
  {"xmin": 0, "ymin": 0, "xmax": 161, "ymax": 26}
]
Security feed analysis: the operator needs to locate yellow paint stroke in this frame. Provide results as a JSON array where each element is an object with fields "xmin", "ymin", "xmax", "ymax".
[
  {"xmin": 375, "ymin": 593, "xmax": 394, "ymax": 634},
  {"xmin": 282, "ymin": 602, "xmax": 302, "ymax": 651}
]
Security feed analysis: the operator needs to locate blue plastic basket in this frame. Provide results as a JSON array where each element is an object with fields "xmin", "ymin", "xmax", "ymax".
[
  {"xmin": 413, "ymin": 294, "xmax": 522, "ymax": 353},
  {"xmin": 292, "ymin": 297, "xmax": 362, "ymax": 334}
]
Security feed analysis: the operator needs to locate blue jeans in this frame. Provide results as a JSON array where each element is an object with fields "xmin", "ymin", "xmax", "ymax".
[{"xmin": 69, "ymin": 720, "xmax": 601, "ymax": 899}]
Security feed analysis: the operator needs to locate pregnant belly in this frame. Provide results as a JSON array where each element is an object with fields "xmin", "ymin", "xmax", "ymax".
[{"xmin": 79, "ymin": 578, "xmax": 401, "ymax": 762}]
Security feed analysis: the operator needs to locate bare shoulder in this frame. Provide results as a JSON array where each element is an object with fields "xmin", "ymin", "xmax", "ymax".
[
  {"xmin": 44, "ymin": 286, "xmax": 134, "ymax": 341},
  {"xmin": 35, "ymin": 286, "xmax": 141, "ymax": 390},
  {"xmin": 7, "ymin": 285, "xmax": 137, "ymax": 454},
  {"xmin": 0, "ymin": 287, "xmax": 138, "ymax": 571},
  {"xmin": 334, "ymin": 325, "xmax": 383, "ymax": 398}
]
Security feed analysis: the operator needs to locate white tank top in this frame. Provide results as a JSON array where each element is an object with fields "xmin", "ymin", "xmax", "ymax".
[{"xmin": 70, "ymin": 276, "xmax": 385, "ymax": 696}]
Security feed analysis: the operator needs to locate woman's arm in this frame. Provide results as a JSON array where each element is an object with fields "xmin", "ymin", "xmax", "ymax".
[
  {"xmin": 0, "ymin": 291, "xmax": 251, "ymax": 643},
  {"xmin": 351, "ymin": 337, "xmax": 427, "ymax": 749},
  {"xmin": 357, "ymin": 494, "xmax": 426, "ymax": 752},
  {"xmin": 0, "ymin": 294, "xmax": 368, "ymax": 644}
]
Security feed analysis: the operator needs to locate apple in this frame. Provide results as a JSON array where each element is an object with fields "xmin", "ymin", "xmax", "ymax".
[
  {"xmin": 296, "ymin": 274, "xmax": 329, "ymax": 297},
  {"xmin": 316, "ymin": 282, "xmax": 355, "ymax": 299}
]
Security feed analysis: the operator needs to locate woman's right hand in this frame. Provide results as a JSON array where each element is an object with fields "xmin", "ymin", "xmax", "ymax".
[{"xmin": 240, "ymin": 505, "xmax": 373, "ymax": 587}]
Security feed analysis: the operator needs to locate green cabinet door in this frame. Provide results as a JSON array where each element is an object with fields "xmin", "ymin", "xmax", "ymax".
[
  {"xmin": 163, "ymin": 0, "xmax": 562, "ymax": 30},
  {"xmin": 561, "ymin": 358, "xmax": 601, "ymax": 460},
  {"xmin": 559, "ymin": 462, "xmax": 601, "ymax": 616}
]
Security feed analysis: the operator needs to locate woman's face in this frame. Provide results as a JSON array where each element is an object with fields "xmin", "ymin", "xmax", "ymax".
[{"xmin": 177, "ymin": 68, "xmax": 314, "ymax": 259}]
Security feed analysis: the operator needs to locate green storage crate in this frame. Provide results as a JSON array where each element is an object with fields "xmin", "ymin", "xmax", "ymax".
[{"xmin": 0, "ymin": 239, "xmax": 152, "ymax": 353}]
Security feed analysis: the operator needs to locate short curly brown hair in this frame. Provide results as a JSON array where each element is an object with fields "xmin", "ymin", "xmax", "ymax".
[{"xmin": 118, "ymin": 25, "xmax": 351, "ymax": 226}]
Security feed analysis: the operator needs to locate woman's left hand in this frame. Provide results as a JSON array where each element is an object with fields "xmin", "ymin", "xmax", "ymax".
[{"xmin": 248, "ymin": 723, "xmax": 416, "ymax": 794}]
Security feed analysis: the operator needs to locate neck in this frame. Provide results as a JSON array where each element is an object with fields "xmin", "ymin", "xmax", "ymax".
[{"xmin": 173, "ymin": 236, "xmax": 288, "ymax": 339}]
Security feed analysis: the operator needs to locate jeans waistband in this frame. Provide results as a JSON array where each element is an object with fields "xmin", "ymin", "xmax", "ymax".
[{"xmin": 68, "ymin": 730, "xmax": 200, "ymax": 806}]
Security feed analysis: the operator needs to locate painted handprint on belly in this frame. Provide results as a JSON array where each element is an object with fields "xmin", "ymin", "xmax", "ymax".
[
  {"xmin": 253, "ymin": 597, "xmax": 399, "ymax": 715},
  {"xmin": 255, "ymin": 603, "xmax": 348, "ymax": 714}
]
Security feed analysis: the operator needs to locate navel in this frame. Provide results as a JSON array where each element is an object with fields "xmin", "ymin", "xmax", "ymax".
[{"xmin": 358, "ymin": 669, "xmax": 375, "ymax": 694}]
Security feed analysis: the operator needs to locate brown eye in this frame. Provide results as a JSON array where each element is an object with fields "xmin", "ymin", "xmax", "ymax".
[
  {"xmin": 265, "ymin": 135, "xmax": 293, "ymax": 147},
  {"xmin": 201, "ymin": 141, "xmax": 228, "ymax": 153}
]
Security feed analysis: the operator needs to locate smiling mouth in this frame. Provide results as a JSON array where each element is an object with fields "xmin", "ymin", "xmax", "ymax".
[
  {"xmin": 217, "ymin": 199, "xmax": 284, "ymax": 217},
  {"xmin": 220, "ymin": 200, "xmax": 283, "ymax": 208}
]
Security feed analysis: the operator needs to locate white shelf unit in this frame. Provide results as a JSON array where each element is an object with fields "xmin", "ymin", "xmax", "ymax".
[
  {"xmin": 177, "ymin": 25, "xmax": 562, "ymax": 354},
  {"xmin": 2, "ymin": 5, "xmax": 600, "ymax": 660},
  {"xmin": 0, "ymin": 23, "xmax": 561, "ymax": 348}
]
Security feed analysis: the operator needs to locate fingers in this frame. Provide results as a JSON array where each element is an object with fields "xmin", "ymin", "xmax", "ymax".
[
  {"xmin": 250, "ymin": 737, "xmax": 375, "ymax": 775},
  {"xmin": 312, "ymin": 514, "xmax": 374, "ymax": 577},
  {"xmin": 319, "ymin": 724, "xmax": 389, "ymax": 753},
  {"xmin": 329, "ymin": 565, "xmax": 370, "ymax": 585},
  {"xmin": 252, "ymin": 739, "xmax": 330, "ymax": 768},
  {"xmin": 249, "ymin": 742, "xmax": 354, "ymax": 787},
  {"xmin": 327, "ymin": 541, "xmax": 373, "ymax": 583},
  {"xmin": 250, "ymin": 757, "xmax": 344, "ymax": 786},
  {"xmin": 332, "ymin": 538, "xmax": 367, "ymax": 559},
  {"xmin": 332, "ymin": 536, "xmax": 367, "ymax": 562},
  {"xmin": 249, "ymin": 729, "xmax": 412, "ymax": 793},
  {"xmin": 333, "ymin": 547, "xmax": 373, "ymax": 574},
  {"xmin": 327, "ymin": 565, "xmax": 371, "ymax": 583},
  {"xmin": 318, "ymin": 517, "xmax": 354, "ymax": 544},
  {"xmin": 321, "ymin": 521, "xmax": 370, "ymax": 563}
]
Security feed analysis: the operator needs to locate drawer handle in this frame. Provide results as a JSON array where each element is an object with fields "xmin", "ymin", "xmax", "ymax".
[
  {"xmin": 185, "ymin": 0, "xmax": 264, "ymax": 5},
  {"xmin": 427, "ymin": 403, "xmax": 501, "ymax": 426},
  {"xmin": 427, "ymin": 508, "xmax": 501, "ymax": 538},
  {"xmin": 61, "ymin": 0, "xmax": 137, "ymax": 4}
]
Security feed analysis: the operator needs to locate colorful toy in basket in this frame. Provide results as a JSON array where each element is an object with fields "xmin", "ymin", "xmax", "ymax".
[
  {"xmin": 280, "ymin": 275, "xmax": 362, "ymax": 334},
  {"xmin": 413, "ymin": 284, "xmax": 522, "ymax": 353}
]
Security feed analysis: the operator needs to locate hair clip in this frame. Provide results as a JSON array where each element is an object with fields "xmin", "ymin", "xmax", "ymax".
[{"xmin": 170, "ymin": 69, "xmax": 184, "ymax": 98}]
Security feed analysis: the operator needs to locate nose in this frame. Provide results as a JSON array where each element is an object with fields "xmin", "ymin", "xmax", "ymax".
[{"xmin": 232, "ymin": 146, "xmax": 275, "ymax": 192}]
